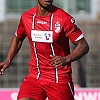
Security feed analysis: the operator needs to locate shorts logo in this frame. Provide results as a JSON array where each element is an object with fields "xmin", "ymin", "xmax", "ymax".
[
  {"xmin": 44, "ymin": 33, "xmax": 51, "ymax": 40},
  {"xmin": 55, "ymin": 21, "xmax": 60, "ymax": 33}
]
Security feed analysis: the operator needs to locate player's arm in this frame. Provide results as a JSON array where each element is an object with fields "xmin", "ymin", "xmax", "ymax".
[
  {"xmin": 65, "ymin": 37, "xmax": 89, "ymax": 63},
  {"xmin": 0, "ymin": 35, "xmax": 24, "ymax": 74},
  {"xmin": 50, "ymin": 37, "xmax": 89, "ymax": 68}
]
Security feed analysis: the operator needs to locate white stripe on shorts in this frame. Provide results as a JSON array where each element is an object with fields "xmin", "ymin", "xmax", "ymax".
[{"xmin": 68, "ymin": 82, "xmax": 74, "ymax": 99}]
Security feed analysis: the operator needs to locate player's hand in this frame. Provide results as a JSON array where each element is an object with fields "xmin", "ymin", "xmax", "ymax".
[
  {"xmin": 0, "ymin": 61, "xmax": 10, "ymax": 75},
  {"xmin": 50, "ymin": 55, "xmax": 67, "ymax": 68}
]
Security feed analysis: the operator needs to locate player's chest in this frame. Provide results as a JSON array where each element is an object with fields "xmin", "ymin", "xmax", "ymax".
[{"xmin": 25, "ymin": 14, "xmax": 63, "ymax": 42}]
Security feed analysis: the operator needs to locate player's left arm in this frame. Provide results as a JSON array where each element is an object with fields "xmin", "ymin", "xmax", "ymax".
[
  {"xmin": 65, "ymin": 37, "xmax": 89, "ymax": 63},
  {"xmin": 50, "ymin": 37, "xmax": 89, "ymax": 68},
  {"xmin": 63, "ymin": 15, "xmax": 89, "ymax": 65}
]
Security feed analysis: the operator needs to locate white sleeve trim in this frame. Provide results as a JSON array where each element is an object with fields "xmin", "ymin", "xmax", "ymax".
[
  {"xmin": 75, "ymin": 34, "xmax": 84, "ymax": 41},
  {"xmin": 15, "ymin": 31, "xmax": 17, "ymax": 37}
]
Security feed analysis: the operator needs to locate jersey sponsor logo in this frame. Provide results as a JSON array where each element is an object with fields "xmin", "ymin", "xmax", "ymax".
[
  {"xmin": 44, "ymin": 33, "xmax": 51, "ymax": 40},
  {"xmin": 31, "ymin": 30, "xmax": 53, "ymax": 43},
  {"xmin": 55, "ymin": 21, "xmax": 60, "ymax": 33},
  {"xmin": 37, "ymin": 21, "xmax": 47, "ymax": 24}
]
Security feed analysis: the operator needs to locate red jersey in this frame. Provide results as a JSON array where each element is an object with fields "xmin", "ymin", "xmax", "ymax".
[{"xmin": 15, "ymin": 5, "xmax": 82, "ymax": 83}]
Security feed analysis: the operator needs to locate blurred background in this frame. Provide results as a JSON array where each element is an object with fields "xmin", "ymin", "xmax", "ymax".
[{"xmin": 0, "ymin": 0, "xmax": 100, "ymax": 89}]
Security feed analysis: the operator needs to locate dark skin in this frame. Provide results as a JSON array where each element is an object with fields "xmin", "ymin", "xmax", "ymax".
[
  {"xmin": 0, "ymin": 0, "xmax": 89, "ymax": 100},
  {"xmin": 50, "ymin": 37, "xmax": 89, "ymax": 68},
  {"xmin": 37, "ymin": 0, "xmax": 53, "ymax": 16},
  {"xmin": 0, "ymin": 36, "xmax": 23, "ymax": 75}
]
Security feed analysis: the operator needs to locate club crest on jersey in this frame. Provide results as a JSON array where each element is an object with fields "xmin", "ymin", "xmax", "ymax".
[{"xmin": 55, "ymin": 21, "xmax": 60, "ymax": 33}]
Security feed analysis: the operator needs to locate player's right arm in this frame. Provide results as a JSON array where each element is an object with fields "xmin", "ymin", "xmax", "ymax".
[
  {"xmin": 0, "ymin": 35, "xmax": 24, "ymax": 75},
  {"xmin": 0, "ymin": 14, "xmax": 26, "ymax": 75}
]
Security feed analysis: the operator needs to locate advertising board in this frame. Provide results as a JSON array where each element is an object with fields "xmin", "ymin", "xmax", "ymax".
[{"xmin": 0, "ymin": 88, "xmax": 100, "ymax": 100}]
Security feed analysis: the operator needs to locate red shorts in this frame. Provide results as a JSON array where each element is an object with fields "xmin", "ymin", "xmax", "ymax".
[{"xmin": 17, "ymin": 76, "xmax": 74, "ymax": 100}]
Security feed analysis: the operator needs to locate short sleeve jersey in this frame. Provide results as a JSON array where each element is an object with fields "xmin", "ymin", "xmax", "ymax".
[{"xmin": 15, "ymin": 5, "xmax": 83, "ymax": 83}]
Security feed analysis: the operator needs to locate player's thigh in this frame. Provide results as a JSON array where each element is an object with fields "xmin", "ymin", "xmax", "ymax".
[
  {"xmin": 46, "ymin": 81, "xmax": 74, "ymax": 100},
  {"xmin": 17, "ymin": 77, "xmax": 47, "ymax": 100}
]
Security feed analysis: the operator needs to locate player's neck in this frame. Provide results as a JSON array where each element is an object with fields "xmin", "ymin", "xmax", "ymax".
[{"xmin": 38, "ymin": 5, "xmax": 52, "ymax": 17}]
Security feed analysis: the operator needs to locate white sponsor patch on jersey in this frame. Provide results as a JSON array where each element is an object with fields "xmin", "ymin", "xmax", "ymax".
[{"xmin": 31, "ymin": 30, "xmax": 53, "ymax": 43}]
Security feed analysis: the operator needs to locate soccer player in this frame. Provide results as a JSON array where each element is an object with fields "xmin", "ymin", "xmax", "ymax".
[{"xmin": 0, "ymin": 0, "xmax": 89, "ymax": 100}]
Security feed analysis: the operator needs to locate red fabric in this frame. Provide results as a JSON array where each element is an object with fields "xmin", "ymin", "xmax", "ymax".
[
  {"xmin": 17, "ymin": 76, "xmax": 74, "ymax": 100},
  {"xmin": 15, "ymin": 5, "xmax": 82, "ymax": 82}
]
